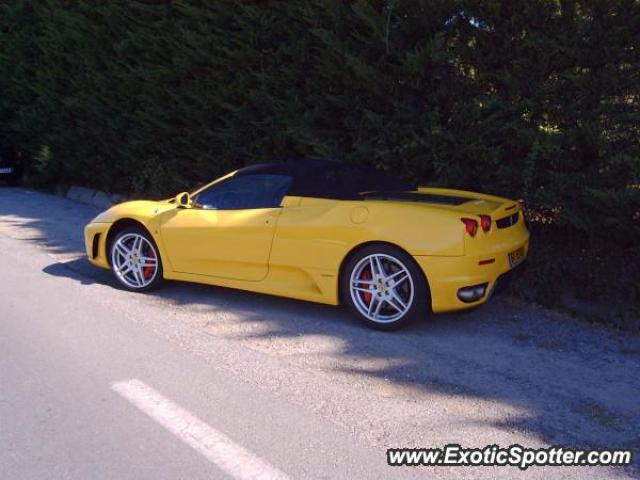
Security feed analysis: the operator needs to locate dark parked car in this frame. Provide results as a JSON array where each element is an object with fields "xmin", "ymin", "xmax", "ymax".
[{"xmin": 0, "ymin": 139, "xmax": 24, "ymax": 185}]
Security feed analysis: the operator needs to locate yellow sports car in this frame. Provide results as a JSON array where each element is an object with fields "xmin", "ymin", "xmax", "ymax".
[{"xmin": 85, "ymin": 160, "xmax": 529, "ymax": 330}]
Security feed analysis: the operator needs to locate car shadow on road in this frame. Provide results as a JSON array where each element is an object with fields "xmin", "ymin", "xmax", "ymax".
[
  {"xmin": 43, "ymin": 257, "xmax": 115, "ymax": 286},
  {"xmin": 43, "ymin": 255, "xmax": 640, "ymax": 472}
]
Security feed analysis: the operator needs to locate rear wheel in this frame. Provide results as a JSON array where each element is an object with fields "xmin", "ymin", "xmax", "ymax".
[
  {"xmin": 109, "ymin": 227, "xmax": 163, "ymax": 291},
  {"xmin": 341, "ymin": 244, "xmax": 429, "ymax": 331}
]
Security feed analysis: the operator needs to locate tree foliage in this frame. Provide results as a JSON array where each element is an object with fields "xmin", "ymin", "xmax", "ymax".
[{"xmin": 1, "ymin": 0, "xmax": 638, "ymax": 308}]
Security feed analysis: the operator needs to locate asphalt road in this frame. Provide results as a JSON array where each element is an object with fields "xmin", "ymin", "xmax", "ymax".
[{"xmin": 1, "ymin": 187, "xmax": 639, "ymax": 479}]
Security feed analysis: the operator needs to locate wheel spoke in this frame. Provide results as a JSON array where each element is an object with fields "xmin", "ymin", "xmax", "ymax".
[
  {"xmin": 132, "ymin": 268, "xmax": 145, "ymax": 287},
  {"xmin": 133, "ymin": 236, "xmax": 144, "ymax": 255},
  {"xmin": 372, "ymin": 296, "xmax": 384, "ymax": 318},
  {"xmin": 118, "ymin": 264, "xmax": 133, "ymax": 276},
  {"xmin": 126, "ymin": 271, "xmax": 139, "ymax": 285},
  {"xmin": 387, "ymin": 269, "xmax": 408, "ymax": 284},
  {"xmin": 127, "ymin": 237, "xmax": 136, "ymax": 255},
  {"xmin": 353, "ymin": 279, "xmax": 375, "ymax": 286},
  {"xmin": 388, "ymin": 290, "xmax": 408, "ymax": 312},
  {"xmin": 367, "ymin": 295, "xmax": 378, "ymax": 315},
  {"xmin": 115, "ymin": 242, "xmax": 130, "ymax": 258},
  {"xmin": 353, "ymin": 286, "xmax": 374, "ymax": 293},
  {"xmin": 382, "ymin": 298, "xmax": 401, "ymax": 313},
  {"xmin": 141, "ymin": 257, "xmax": 157, "ymax": 267},
  {"xmin": 367, "ymin": 295, "xmax": 385, "ymax": 318},
  {"xmin": 373, "ymin": 255, "xmax": 386, "ymax": 277},
  {"xmin": 368, "ymin": 257, "xmax": 377, "ymax": 277}
]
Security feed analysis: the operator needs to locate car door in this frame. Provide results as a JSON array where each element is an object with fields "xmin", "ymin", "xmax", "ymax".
[{"xmin": 159, "ymin": 173, "xmax": 292, "ymax": 281}]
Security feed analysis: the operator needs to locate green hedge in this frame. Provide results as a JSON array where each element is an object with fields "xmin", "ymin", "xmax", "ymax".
[{"xmin": 1, "ymin": 1, "xmax": 639, "ymax": 312}]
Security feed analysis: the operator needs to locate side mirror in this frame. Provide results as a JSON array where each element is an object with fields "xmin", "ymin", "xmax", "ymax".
[{"xmin": 175, "ymin": 192, "xmax": 192, "ymax": 208}]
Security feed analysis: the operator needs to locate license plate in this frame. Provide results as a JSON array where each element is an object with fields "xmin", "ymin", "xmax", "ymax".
[
  {"xmin": 0, "ymin": 167, "xmax": 13, "ymax": 174},
  {"xmin": 508, "ymin": 247, "xmax": 525, "ymax": 268}
]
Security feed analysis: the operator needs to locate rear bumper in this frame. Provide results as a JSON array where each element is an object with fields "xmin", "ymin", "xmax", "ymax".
[
  {"xmin": 414, "ymin": 237, "xmax": 529, "ymax": 313},
  {"xmin": 84, "ymin": 222, "xmax": 111, "ymax": 269},
  {"xmin": 491, "ymin": 260, "xmax": 527, "ymax": 297}
]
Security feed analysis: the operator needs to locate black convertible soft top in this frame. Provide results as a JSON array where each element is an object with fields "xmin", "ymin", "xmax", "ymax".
[{"xmin": 234, "ymin": 159, "xmax": 416, "ymax": 200}]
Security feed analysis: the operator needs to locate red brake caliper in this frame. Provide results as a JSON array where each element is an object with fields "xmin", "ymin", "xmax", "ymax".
[
  {"xmin": 143, "ymin": 248, "xmax": 156, "ymax": 280},
  {"xmin": 359, "ymin": 267, "xmax": 372, "ymax": 305}
]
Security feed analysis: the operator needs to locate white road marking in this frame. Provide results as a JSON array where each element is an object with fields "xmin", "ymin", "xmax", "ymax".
[{"xmin": 112, "ymin": 379, "xmax": 290, "ymax": 480}]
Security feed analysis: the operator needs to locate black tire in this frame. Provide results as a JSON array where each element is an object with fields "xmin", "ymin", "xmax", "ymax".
[
  {"xmin": 109, "ymin": 226, "xmax": 163, "ymax": 292},
  {"xmin": 340, "ymin": 244, "xmax": 429, "ymax": 331}
]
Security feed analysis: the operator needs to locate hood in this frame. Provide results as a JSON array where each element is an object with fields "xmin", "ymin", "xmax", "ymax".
[{"xmin": 90, "ymin": 199, "xmax": 175, "ymax": 223}]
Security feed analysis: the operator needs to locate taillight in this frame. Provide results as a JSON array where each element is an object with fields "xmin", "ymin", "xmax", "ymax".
[
  {"xmin": 479, "ymin": 214, "xmax": 491, "ymax": 232},
  {"xmin": 461, "ymin": 218, "xmax": 478, "ymax": 237}
]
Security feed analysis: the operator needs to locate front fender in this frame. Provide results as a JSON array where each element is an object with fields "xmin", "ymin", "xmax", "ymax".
[{"xmin": 85, "ymin": 200, "xmax": 176, "ymax": 269}]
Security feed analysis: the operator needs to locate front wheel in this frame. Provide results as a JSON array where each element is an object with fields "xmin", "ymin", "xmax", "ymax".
[
  {"xmin": 341, "ymin": 245, "xmax": 429, "ymax": 331},
  {"xmin": 109, "ymin": 227, "xmax": 163, "ymax": 291}
]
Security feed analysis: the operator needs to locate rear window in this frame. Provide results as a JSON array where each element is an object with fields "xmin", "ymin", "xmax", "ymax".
[{"xmin": 289, "ymin": 164, "xmax": 415, "ymax": 199}]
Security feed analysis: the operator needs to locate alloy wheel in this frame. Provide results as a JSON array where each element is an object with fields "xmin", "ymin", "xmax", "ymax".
[
  {"xmin": 349, "ymin": 253, "xmax": 415, "ymax": 324},
  {"xmin": 111, "ymin": 233, "xmax": 159, "ymax": 289}
]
